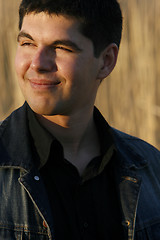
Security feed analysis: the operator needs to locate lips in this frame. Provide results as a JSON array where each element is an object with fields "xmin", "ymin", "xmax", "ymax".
[
  {"xmin": 29, "ymin": 78, "xmax": 61, "ymax": 85},
  {"xmin": 28, "ymin": 78, "xmax": 61, "ymax": 89}
]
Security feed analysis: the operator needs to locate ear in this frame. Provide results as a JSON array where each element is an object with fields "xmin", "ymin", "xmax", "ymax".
[{"xmin": 97, "ymin": 43, "xmax": 119, "ymax": 80}]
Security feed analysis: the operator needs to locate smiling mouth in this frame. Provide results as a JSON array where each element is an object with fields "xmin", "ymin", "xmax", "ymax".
[{"xmin": 29, "ymin": 79, "xmax": 61, "ymax": 89}]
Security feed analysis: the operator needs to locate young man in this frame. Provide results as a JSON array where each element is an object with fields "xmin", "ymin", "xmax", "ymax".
[{"xmin": 0, "ymin": 0, "xmax": 160, "ymax": 239}]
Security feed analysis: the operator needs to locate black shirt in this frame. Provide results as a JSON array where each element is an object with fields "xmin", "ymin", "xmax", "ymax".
[{"xmin": 27, "ymin": 105, "xmax": 124, "ymax": 240}]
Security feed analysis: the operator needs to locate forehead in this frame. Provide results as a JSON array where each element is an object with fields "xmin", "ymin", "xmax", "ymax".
[
  {"xmin": 20, "ymin": 12, "xmax": 94, "ymax": 53},
  {"xmin": 21, "ymin": 12, "xmax": 82, "ymax": 40}
]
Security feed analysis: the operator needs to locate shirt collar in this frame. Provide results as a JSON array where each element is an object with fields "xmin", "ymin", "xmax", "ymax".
[
  {"xmin": 81, "ymin": 107, "xmax": 116, "ymax": 181},
  {"xmin": 27, "ymin": 104, "xmax": 54, "ymax": 169}
]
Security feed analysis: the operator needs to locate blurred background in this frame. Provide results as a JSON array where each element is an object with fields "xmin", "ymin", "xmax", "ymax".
[{"xmin": 1, "ymin": 0, "xmax": 160, "ymax": 149}]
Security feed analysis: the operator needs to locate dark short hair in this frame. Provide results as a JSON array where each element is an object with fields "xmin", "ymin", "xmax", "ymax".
[{"xmin": 18, "ymin": 0, "xmax": 122, "ymax": 57}]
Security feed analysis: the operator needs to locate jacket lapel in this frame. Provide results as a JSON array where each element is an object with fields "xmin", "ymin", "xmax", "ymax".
[
  {"xmin": 117, "ymin": 169, "xmax": 142, "ymax": 240},
  {"xmin": 19, "ymin": 167, "xmax": 54, "ymax": 239}
]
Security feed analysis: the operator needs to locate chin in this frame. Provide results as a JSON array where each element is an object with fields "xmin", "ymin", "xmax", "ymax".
[{"xmin": 27, "ymin": 101, "xmax": 57, "ymax": 116}]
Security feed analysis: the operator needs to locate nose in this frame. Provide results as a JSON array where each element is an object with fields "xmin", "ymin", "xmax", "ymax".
[{"xmin": 30, "ymin": 47, "xmax": 57, "ymax": 73}]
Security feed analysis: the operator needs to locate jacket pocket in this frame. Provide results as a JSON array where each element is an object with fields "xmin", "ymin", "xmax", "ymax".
[{"xmin": 0, "ymin": 225, "xmax": 49, "ymax": 240}]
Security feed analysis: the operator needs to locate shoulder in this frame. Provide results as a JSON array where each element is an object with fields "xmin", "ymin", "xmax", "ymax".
[
  {"xmin": 0, "ymin": 103, "xmax": 28, "ymax": 137},
  {"xmin": 112, "ymin": 127, "xmax": 160, "ymax": 154},
  {"xmin": 0, "ymin": 103, "xmax": 33, "ymax": 168},
  {"xmin": 111, "ymin": 127, "xmax": 160, "ymax": 168}
]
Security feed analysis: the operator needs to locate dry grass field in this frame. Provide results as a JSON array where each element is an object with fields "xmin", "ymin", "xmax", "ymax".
[{"xmin": 1, "ymin": 0, "xmax": 160, "ymax": 148}]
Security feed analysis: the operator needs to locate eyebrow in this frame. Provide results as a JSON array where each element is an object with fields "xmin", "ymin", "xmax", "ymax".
[
  {"xmin": 17, "ymin": 31, "xmax": 82, "ymax": 52},
  {"xmin": 17, "ymin": 31, "xmax": 34, "ymax": 42},
  {"xmin": 52, "ymin": 40, "xmax": 82, "ymax": 52}
]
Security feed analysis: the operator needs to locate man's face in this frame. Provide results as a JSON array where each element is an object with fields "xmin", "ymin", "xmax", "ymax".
[{"xmin": 15, "ymin": 12, "xmax": 101, "ymax": 116}]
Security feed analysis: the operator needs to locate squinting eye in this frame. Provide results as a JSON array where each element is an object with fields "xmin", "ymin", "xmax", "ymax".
[
  {"xmin": 56, "ymin": 46, "xmax": 73, "ymax": 53},
  {"xmin": 20, "ymin": 42, "xmax": 34, "ymax": 46}
]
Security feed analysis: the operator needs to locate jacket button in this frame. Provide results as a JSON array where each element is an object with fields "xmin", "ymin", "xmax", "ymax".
[
  {"xmin": 122, "ymin": 220, "xmax": 130, "ymax": 227},
  {"xmin": 34, "ymin": 176, "xmax": 40, "ymax": 181}
]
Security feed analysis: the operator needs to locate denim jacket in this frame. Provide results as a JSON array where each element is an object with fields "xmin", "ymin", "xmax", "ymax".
[{"xmin": 0, "ymin": 104, "xmax": 160, "ymax": 240}]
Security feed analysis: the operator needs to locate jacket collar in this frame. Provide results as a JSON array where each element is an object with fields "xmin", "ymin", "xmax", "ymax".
[
  {"xmin": 94, "ymin": 107, "xmax": 147, "ymax": 170},
  {"xmin": 0, "ymin": 102, "xmax": 34, "ymax": 170},
  {"xmin": 110, "ymin": 127, "xmax": 148, "ymax": 170},
  {"xmin": 0, "ymin": 104, "xmax": 147, "ymax": 170}
]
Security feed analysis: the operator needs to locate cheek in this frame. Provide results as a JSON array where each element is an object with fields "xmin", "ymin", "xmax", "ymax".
[
  {"xmin": 15, "ymin": 50, "xmax": 30, "ymax": 78},
  {"xmin": 57, "ymin": 57, "xmax": 84, "ymax": 82}
]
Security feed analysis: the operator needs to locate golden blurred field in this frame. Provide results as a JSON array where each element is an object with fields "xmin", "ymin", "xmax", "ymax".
[{"xmin": 1, "ymin": 0, "xmax": 160, "ymax": 148}]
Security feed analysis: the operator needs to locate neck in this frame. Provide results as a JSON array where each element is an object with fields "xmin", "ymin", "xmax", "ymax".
[
  {"xmin": 36, "ymin": 106, "xmax": 95, "ymax": 147},
  {"xmin": 36, "ymin": 106, "xmax": 100, "ymax": 174}
]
